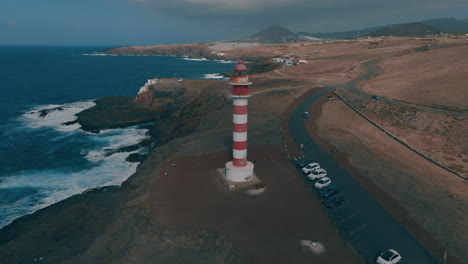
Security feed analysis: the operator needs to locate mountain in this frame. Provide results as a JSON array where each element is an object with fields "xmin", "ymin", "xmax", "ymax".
[
  {"xmin": 367, "ymin": 22, "xmax": 442, "ymax": 37},
  {"xmin": 302, "ymin": 17, "xmax": 468, "ymax": 39},
  {"xmin": 301, "ymin": 26, "xmax": 386, "ymax": 40},
  {"xmin": 249, "ymin": 25, "xmax": 296, "ymax": 43},
  {"xmin": 420, "ymin": 18, "xmax": 468, "ymax": 33},
  {"xmin": 242, "ymin": 17, "xmax": 468, "ymax": 44}
]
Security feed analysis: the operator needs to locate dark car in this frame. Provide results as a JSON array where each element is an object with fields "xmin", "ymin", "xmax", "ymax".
[
  {"xmin": 323, "ymin": 196, "xmax": 345, "ymax": 208},
  {"xmin": 319, "ymin": 184, "xmax": 339, "ymax": 198},
  {"xmin": 295, "ymin": 158, "xmax": 314, "ymax": 168},
  {"xmin": 371, "ymin": 95, "xmax": 381, "ymax": 100}
]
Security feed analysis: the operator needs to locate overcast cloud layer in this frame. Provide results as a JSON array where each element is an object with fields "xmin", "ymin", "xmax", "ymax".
[
  {"xmin": 1, "ymin": 0, "xmax": 468, "ymax": 45},
  {"xmin": 134, "ymin": 0, "xmax": 468, "ymax": 32}
]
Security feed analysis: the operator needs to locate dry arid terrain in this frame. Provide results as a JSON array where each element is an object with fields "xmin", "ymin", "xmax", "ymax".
[
  {"xmin": 297, "ymin": 39, "xmax": 467, "ymax": 261},
  {"xmin": 308, "ymin": 99, "xmax": 467, "ymax": 262},
  {"xmin": 360, "ymin": 44, "xmax": 468, "ymax": 109},
  {"xmin": 1, "ymin": 36, "xmax": 467, "ymax": 263},
  {"xmin": 0, "ymin": 75, "xmax": 363, "ymax": 263}
]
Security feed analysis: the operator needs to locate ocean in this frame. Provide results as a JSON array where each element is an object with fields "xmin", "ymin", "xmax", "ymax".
[{"xmin": 0, "ymin": 46, "xmax": 235, "ymax": 228}]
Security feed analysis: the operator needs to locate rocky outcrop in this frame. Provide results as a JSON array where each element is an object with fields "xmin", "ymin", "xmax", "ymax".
[
  {"xmin": 106, "ymin": 44, "xmax": 212, "ymax": 58},
  {"xmin": 76, "ymin": 79, "xmax": 228, "ymax": 147},
  {"xmin": 75, "ymin": 96, "xmax": 159, "ymax": 133}
]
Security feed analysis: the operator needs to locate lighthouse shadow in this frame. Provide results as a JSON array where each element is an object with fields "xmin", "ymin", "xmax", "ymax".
[{"xmin": 223, "ymin": 136, "xmax": 232, "ymax": 157}]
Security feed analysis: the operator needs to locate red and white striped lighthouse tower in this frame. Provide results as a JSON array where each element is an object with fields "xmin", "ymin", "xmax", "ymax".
[{"xmin": 225, "ymin": 60, "xmax": 255, "ymax": 182}]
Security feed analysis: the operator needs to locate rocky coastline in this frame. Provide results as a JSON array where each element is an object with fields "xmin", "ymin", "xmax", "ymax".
[
  {"xmin": 3, "ymin": 38, "xmax": 465, "ymax": 263},
  {"xmin": 105, "ymin": 43, "xmax": 275, "ymax": 63},
  {"xmin": 0, "ymin": 78, "xmax": 241, "ymax": 263}
]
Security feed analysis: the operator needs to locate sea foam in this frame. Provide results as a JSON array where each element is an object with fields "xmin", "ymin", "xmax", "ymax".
[
  {"xmin": 0, "ymin": 150, "xmax": 140, "ymax": 228},
  {"xmin": 84, "ymin": 127, "xmax": 149, "ymax": 162},
  {"xmin": 182, "ymin": 57, "xmax": 208, "ymax": 61},
  {"xmin": 19, "ymin": 101, "xmax": 95, "ymax": 132},
  {"xmin": 203, "ymin": 73, "xmax": 226, "ymax": 79},
  {"xmin": 0, "ymin": 101, "xmax": 151, "ymax": 228}
]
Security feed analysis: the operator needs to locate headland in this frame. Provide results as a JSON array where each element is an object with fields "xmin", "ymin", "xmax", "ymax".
[{"xmin": 1, "ymin": 36, "xmax": 467, "ymax": 263}]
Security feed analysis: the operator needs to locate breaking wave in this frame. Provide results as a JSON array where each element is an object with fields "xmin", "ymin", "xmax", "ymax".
[
  {"xmin": 0, "ymin": 101, "xmax": 151, "ymax": 228},
  {"xmin": 19, "ymin": 101, "xmax": 95, "ymax": 132},
  {"xmin": 82, "ymin": 53, "xmax": 118, "ymax": 56},
  {"xmin": 182, "ymin": 57, "xmax": 208, "ymax": 61},
  {"xmin": 214, "ymin": 59, "xmax": 236, "ymax": 63},
  {"xmin": 203, "ymin": 73, "xmax": 226, "ymax": 79}
]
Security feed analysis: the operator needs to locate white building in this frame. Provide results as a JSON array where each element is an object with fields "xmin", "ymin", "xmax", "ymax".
[{"xmin": 148, "ymin": 78, "xmax": 158, "ymax": 85}]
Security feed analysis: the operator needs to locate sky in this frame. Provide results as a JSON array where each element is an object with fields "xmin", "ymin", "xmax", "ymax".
[{"xmin": 1, "ymin": 0, "xmax": 468, "ymax": 45}]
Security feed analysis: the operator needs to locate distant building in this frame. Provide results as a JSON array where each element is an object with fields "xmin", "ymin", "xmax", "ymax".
[
  {"xmin": 148, "ymin": 78, "xmax": 158, "ymax": 85},
  {"xmin": 273, "ymin": 58, "xmax": 283, "ymax": 63}
]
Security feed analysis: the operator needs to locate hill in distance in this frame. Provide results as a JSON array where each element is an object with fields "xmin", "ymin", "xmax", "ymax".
[
  {"xmin": 298, "ymin": 26, "xmax": 385, "ymax": 40},
  {"xmin": 249, "ymin": 24, "xmax": 296, "ymax": 43},
  {"xmin": 367, "ymin": 22, "xmax": 441, "ymax": 37},
  {"xmin": 242, "ymin": 17, "xmax": 468, "ymax": 44},
  {"xmin": 309, "ymin": 17, "xmax": 468, "ymax": 39},
  {"xmin": 419, "ymin": 18, "xmax": 468, "ymax": 33}
]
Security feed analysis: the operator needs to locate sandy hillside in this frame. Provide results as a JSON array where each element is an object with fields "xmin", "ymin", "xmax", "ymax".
[
  {"xmin": 310, "ymin": 99, "xmax": 468, "ymax": 262},
  {"xmin": 360, "ymin": 44, "xmax": 468, "ymax": 109}
]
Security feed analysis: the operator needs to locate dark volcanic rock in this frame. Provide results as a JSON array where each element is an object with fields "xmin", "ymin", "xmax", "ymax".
[
  {"xmin": 126, "ymin": 153, "xmax": 148, "ymax": 163},
  {"xmin": 62, "ymin": 120, "xmax": 79, "ymax": 126},
  {"xmin": 38, "ymin": 106, "xmax": 64, "ymax": 118},
  {"xmin": 76, "ymin": 96, "xmax": 159, "ymax": 133}
]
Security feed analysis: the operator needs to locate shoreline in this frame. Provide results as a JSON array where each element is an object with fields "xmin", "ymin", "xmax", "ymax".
[{"xmin": 1, "ymin": 39, "xmax": 466, "ymax": 263}]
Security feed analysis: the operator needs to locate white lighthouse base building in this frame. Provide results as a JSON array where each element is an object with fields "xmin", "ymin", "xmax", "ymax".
[
  {"xmin": 217, "ymin": 164, "xmax": 261, "ymax": 191},
  {"xmin": 225, "ymin": 161, "xmax": 255, "ymax": 182}
]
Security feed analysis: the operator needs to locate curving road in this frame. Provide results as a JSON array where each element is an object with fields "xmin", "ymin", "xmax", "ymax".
[
  {"xmin": 289, "ymin": 61, "xmax": 437, "ymax": 263},
  {"xmin": 344, "ymin": 59, "xmax": 468, "ymax": 117}
]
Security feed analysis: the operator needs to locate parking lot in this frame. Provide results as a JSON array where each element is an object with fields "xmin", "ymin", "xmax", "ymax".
[{"xmin": 289, "ymin": 87, "xmax": 436, "ymax": 263}]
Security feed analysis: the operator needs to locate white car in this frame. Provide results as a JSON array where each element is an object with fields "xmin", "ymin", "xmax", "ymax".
[
  {"xmin": 376, "ymin": 249, "xmax": 402, "ymax": 264},
  {"xmin": 314, "ymin": 177, "xmax": 331, "ymax": 189},
  {"xmin": 301, "ymin": 162, "xmax": 320, "ymax": 174},
  {"xmin": 307, "ymin": 168, "xmax": 327, "ymax": 180}
]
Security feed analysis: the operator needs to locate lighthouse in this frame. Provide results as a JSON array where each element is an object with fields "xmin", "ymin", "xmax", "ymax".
[{"xmin": 224, "ymin": 60, "xmax": 255, "ymax": 182}]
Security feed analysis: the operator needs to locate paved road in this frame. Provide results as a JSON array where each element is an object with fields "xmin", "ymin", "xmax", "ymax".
[{"xmin": 289, "ymin": 73, "xmax": 437, "ymax": 263}]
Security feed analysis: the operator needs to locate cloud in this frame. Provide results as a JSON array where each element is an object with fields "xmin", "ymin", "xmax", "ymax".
[
  {"xmin": 7, "ymin": 20, "xmax": 17, "ymax": 28},
  {"xmin": 132, "ymin": 0, "xmax": 355, "ymax": 15},
  {"xmin": 133, "ymin": 0, "xmax": 467, "ymax": 14},
  {"xmin": 131, "ymin": 0, "xmax": 468, "ymax": 33}
]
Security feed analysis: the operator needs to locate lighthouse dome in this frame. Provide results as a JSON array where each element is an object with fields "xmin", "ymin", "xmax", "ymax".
[{"xmin": 234, "ymin": 60, "xmax": 248, "ymax": 71}]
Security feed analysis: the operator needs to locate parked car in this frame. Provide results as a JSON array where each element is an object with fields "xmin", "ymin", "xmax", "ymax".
[
  {"xmin": 301, "ymin": 162, "xmax": 320, "ymax": 174},
  {"xmin": 319, "ymin": 185, "xmax": 339, "ymax": 198},
  {"xmin": 323, "ymin": 196, "xmax": 345, "ymax": 208},
  {"xmin": 314, "ymin": 177, "xmax": 331, "ymax": 189},
  {"xmin": 376, "ymin": 249, "xmax": 402, "ymax": 264},
  {"xmin": 307, "ymin": 168, "xmax": 327, "ymax": 180},
  {"xmin": 303, "ymin": 111, "xmax": 310, "ymax": 118},
  {"xmin": 371, "ymin": 95, "xmax": 381, "ymax": 100}
]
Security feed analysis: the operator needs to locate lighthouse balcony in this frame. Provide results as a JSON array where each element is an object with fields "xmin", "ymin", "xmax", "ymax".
[
  {"xmin": 229, "ymin": 76, "xmax": 252, "ymax": 85},
  {"xmin": 229, "ymin": 91, "xmax": 252, "ymax": 98}
]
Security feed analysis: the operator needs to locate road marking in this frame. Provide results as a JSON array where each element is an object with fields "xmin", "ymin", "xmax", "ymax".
[
  {"xmin": 340, "ymin": 212, "xmax": 359, "ymax": 223},
  {"xmin": 349, "ymin": 224, "xmax": 368, "ymax": 235},
  {"xmin": 330, "ymin": 205, "xmax": 347, "ymax": 212}
]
